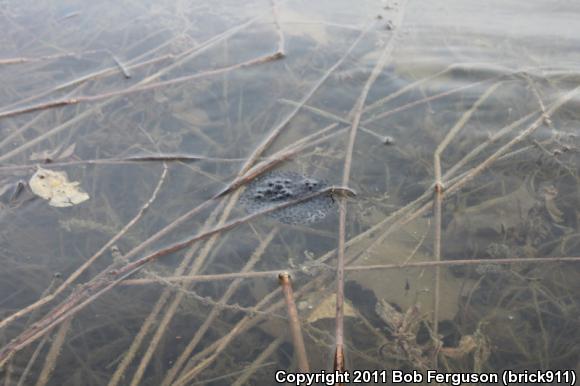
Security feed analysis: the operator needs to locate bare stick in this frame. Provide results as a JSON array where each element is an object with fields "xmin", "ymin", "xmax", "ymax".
[
  {"xmin": 361, "ymin": 76, "xmax": 501, "ymax": 126},
  {"xmin": 277, "ymin": 99, "xmax": 387, "ymax": 142},
  {"xmin": 270, "ymin": 0, "xmax": 285, "ymax": 55},
  {"xmin": 217, "ymin": 122, "xmax": 341, "ymax": 197},
  {"xmin": 158, "ymin": 229, "xmax": 278, "ymax": 386},
  {"xmin": 34, "ymin": 318, "xmax": 71, "ymax": 386},
  {"xmin": 0, "ymin": 52, "xmax": 283, "ymax": 121},
  {"xmin": 0, "ymin": 54, "xmax": 171, "ymax": 150},
  {"xmin": 0, "ymin": 164, "xmax": 168, "ymax": 331},
  {"xmin": 231, "ymin": 22, "xmax": 374, "ymax": 184},
  {"xmin": 334, "ymin": 14, "xmax": 401, "ymax": 372},
  {"xmin": 120, "ymin": 255, "xmax": 580, "ymax": 285},
  {"xmin": 362, "ymin": 64, "xmax": 458, "ymax": 113},
  {"xmin": 0, "ymin": 188, "xmax": 347, "ymax": 365},
  {"xmin": 346, "ymin": 256, "xmax": 580, "ymax": 271},
  {"xmin": 431, "ymin": 82, "xmax": 502, "ymax": 342},
  {"xmin": 108, "ymin": 51, "xmax": 132, "ymax": 79},
  {"xmin": 232, "ymin": 338, "xmax": 283, "ymax": 386},
  {"xmin": 0, "ymin": 50, "xmax": 103, "ymax": 65},
  {"xmin": 113, "ymin": 123, "xmax": 338, "ymax": 385},
  {"xmin": 444, "ymin": 83, "xmax": 580, "ymax": 197},
  {"xmin": 0, "ymin": 11, "xmax": 266, "ymax": 163},
  {"xmin": 15, "ymin": 338, "xmax": 48, "ymax": 386},
  {"xmin": 278, "ymin": 272, "xmax": 309, "ymax": 372}
]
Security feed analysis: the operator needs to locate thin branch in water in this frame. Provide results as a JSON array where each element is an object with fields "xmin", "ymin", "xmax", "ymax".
[
  {"xmin": 431, "ymin": 81, "xmax": 502, "ymax": 345},
  {"xmin": 232, "ymin": 340, "xmax": 282, "ymax": 386},
  {"xmin": 228, "ymin": 21, "xmax": 376, "ymax": 189},
  {"xmin": 158, "ymin": 229, "xmax": 278, "ymax": 386},
  {"xmin": 270, "ymin": 0, "xmax": 285, "ymax": 55},
  {"xmin": 34, "ymin": 318, "xmax": 71, "ymax": 386},
  {"xmin": 361, "ymin": 76, "xmax": 502, "ymax": 127},
  {"xmin": 277, "ymin": 99, "xmax": 387, "ymax": 143},
  {"xmin": 0, "ymin": 163, "xmax": 168, "ymax": 332},
  {"xmin": 0, "ymin": 12, "xmax": 266, "ymax": 163},
  {"xmin": 119, "ymin": 255, "xmax": 580, "ymax": 286},
  {"xmin": 217, "ymin": 122, "xmax": 341, "ymax": 197},
  {"xmin": 15, "ymin": 337, "xmax": 48, "ymax": 386},
  {"xmin": 278, "ymin": 272, "xmax": 309, "ymax": 372},
  {"xmin": 333, "ymin": 12, "xmax": 401, "ymax": 372},
  {"xmin": 108, "ymin": 51, "xmax": 131, "ymax": 79},
  {"xmin": 0, "ymin": 52, "xmax": 283, "ymax": 121},
  {"xmin": 0, "ymin": 50, "xmax": 103, "ymax": 65}
]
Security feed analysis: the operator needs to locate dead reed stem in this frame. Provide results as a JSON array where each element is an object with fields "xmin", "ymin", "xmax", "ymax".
[
  {"xmin": 277, "ymin": 99, "xmax": 386, "ymax": 142},
  {"xmin": 112, "ymin": 114, "xmax": 340, "ymax": 385},
  {"xmin": 362, "ymin": 64, "xmax": 458, "ymax": 113},
  {"xmin": 0, "ymin": 164, "xmax": 168, "ymax": 331},
  {"xmin": 109, "ymin": 202, "xmax": 228, "ymax": 386},
  {"xmin": 128, "ymin": 192, "xmax": 247, "ymax": 386},
  {"xmin": 15, "ymin": 337, "xmax": 47, "ymax": 386},
  {"xmin": 228, "ymin": 21, "xmax": 374, "ymax": 189},
  {"xmin": 444, "ymin": 83, "xmax": 580, "ymax": 197},
  {"xmin": 120, "ymin": 255, "xmax": 580, "ymax": 285},
  {"xmin": 278, "ymin": 272, "xmax": 310, "ymax": 372},
  {"xmin": 431, "ymin": 82, "xmax": 502, "ymax": 343},
  {"xmin": 34, "ymin": 317, "xmax": 71, "ymax": 386},
  {"xmin": 217, "ymin": 122, "xmax": 341, "ymax": 197},
  {"xmin": 0, "ymin": 50, "xmax": 103, "ymax": 65},
  {"xmin": 270, "ymin": 0, "xmax": 285, "ymax": 55},
  {"xmin": 361, "ymin": 76, "xmax": 502, "ymax": 126},
  {"xmin": 0, "ymin": 28, "xmax": 184, "ymax": 149},
  {"xmin": 443, "ymin": 111, "xmax": 538, "ymax": 180},
  {"xmin": 0, "ymin": 11, "xmax": 265, "ymax": 163},
  {"xmin": 158, "ymin": 228, "xmax": 277, "ymax": 386},
  {"xmin": 232, "ymin": 338, "xmax": 283, "ymax": 386},
  {"xmin": 0, "ymin": 187, "xmax": 348, "ymax": 366},
  {"xmin": 334, "ymin": 13, "xmax": 401, "ymax": 371},
  {"xmin": 0, "ymin": 52, "xmax": 283, "ymax": 121}
]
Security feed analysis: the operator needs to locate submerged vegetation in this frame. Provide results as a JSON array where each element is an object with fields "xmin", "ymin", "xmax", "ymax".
[{"xmin": 0, "ymin": 0, "xmax": 579, "ymax": 384}]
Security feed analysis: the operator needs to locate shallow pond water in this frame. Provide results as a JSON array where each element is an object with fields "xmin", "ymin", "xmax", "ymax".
[{"xmin": 0, "ymin": 0, "xmax": 579, "ymax": 385}]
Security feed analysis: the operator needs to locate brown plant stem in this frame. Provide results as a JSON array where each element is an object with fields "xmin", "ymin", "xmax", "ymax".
[
  {"xmin": 119, "ymin": 255, "xmax": 580, "ymax": 285},
  {"xmin": 279, "ymin": 272, "xmax": 310, "ymax": 372},
  {"xmin": 0, "ymin": 52, "xmax": 283, "ymax": 121},
  {"xmin": 0, "ymin": 186, "xmax": 352, "ymax": 367},
  {"xmin": 158, "ymin": 228, "xmax": 277, "ymax": 386},
  {"xmin": 0, "ymin": 164, "xmax": 168, "ymax": 331}
]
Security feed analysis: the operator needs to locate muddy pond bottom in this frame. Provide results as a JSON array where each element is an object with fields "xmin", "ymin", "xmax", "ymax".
[{"xmin": 239, "ymin": 171, "xmax": 336, "ymax": 225}]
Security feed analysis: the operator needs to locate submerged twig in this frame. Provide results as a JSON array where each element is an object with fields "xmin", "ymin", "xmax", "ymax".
[
  {"xmin": 120, "ymin": 255, "xmax": 580, "ymax": 286},
  {"xmin": 158, "ymin": 229, "xmax": 277, "ymax": 386},
  {"xmin": 0, "ymin": 50, "xmax": 103, "ymax": 65},
  {"xmin": 0, "ymin": 52, "xmax": 283, "ymax": 121},
  {"xmin": 225, "ymin": 21, "xmax": 375, "ymax": 194},
  {"xmin": 432, "ymin": 81, "xmax": 502, "ymax": 345},
  {"xmin": 334, "ymin": 10, "xmax": 402, "ymax": 372},
  {"xmin": 34, "ymin": 318, "xmax": 71, "ymax": 386},
  {"xmin": 0, "ymin": 164, "xmax": 168, "ymax": 332},
  {"xmin": 232, "ymin": 340, "xmax": 282, "ymax": 386},
  {"xmin": 108, "ymin": 51, "xmax": 132, "ymax": 79},
  {"xmin": 270, "ymin": 0, "xmax": 285, "ymax": 56},
  {"xmin": 0, "ymin": 11, "xmax": 267, "ymax": 163},
  {"xmin": 279, "ymin": 272, "xmax": 309, "ymax": 372}
]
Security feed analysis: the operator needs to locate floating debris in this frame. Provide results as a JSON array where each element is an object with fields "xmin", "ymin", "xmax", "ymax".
[
  {"xmin": 239, "ymin": 171, "xmax": 335, "ymax": 225},
  {"xmin": 29, "ymin": 167, "xmax": 89, "ymax": 207}
]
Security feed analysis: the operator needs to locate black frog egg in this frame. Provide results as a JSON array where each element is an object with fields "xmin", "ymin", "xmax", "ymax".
[{"xmin": 240, "ymin": 171, "xmax": 335, "ymax": 224}]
